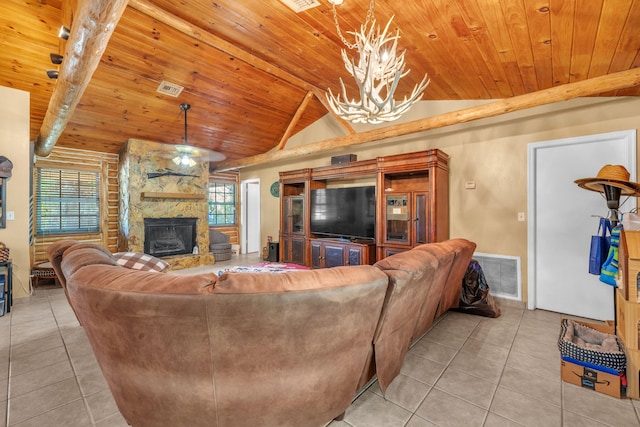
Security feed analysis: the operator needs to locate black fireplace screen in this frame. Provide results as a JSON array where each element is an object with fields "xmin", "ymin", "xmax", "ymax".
[{"xmin": 144, "ymin": 218, "xmax": 197, "ymax": 257}]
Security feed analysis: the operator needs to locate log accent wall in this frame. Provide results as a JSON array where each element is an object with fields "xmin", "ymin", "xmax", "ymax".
[
  {"xmin": 209, "ymin": 170, "xmax": 240, "ymax": 246},
  {"xmin": 32, "ymin": 146, "xmax": 120, "ymax": 265}
]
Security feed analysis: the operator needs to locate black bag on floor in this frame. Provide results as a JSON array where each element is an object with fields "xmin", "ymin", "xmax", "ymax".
[{"xmin": 454, "ymin": 259, "xmax": 500, "ymax": 318}]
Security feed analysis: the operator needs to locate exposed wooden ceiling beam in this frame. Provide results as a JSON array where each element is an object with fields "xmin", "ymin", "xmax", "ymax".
[
  {"xmin": 276, "ymin": 91, "xmax": 314, "ymax": 151},
  {"xmin": 215, "ymin": 68, "xmax": 640, "ymax": 171},
  {"xmin": 310, "ymin": 88, "xmax": 356, "ymax": 135},
  {"xmin": 34, "ymin": 0, "xmax": 129, "ymax": 157}
]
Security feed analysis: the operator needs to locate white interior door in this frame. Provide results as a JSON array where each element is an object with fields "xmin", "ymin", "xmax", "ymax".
[
  {"xmin": 242, "ymin": 180, "xmax": 260, "ymax": 254},
  {"xmin": 528, "ymin": 130, "xmax": 636, "ymax": 320}
]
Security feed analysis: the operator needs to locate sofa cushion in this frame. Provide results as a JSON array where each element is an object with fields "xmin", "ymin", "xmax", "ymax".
[
  {"xmin": 60, "ymin": 245, "xmax": 120, "ymax": 282},
  {"xmin": 372, "ymin": 249, "xmax": 440, "ymax": 391},
  {"xmin": 432, "ymin": 239, "xmax": 477, "ymax": 317},
  {"xmin": 113, "ymin": 252, "xmax": 170, "ymax": 273},
  {"xmin": 411, "ymin": 243, "xmax": 456, "ymax": 340}
]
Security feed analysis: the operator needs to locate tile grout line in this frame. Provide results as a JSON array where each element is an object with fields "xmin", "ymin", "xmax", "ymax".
[
  {"xmin": 45, "ymin": 290, "xmax": 94, "ymax": 426},
  {"xmin": 480, "ymin": 306, "xmax": 526, "ymax": 427},
  {"xmin": 5, "ymin": 309, "xmax": 13, "ymax": 427},
  {"xmin": 6, "ymin": 291, "xmax": 87, "ymax": 426},
  {"xmin": 403, "ymin": 312, "xmax": 486, "ymax": 427}
]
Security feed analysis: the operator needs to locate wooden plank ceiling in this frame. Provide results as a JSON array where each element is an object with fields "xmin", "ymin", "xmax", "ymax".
[{"xmin": 1, "ymin": 0, "xmax": 639, "ymax": 167}]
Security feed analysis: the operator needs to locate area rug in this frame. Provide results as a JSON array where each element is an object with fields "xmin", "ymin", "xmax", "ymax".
[{"xmin": 217, "ymin": 262, "xmax": 310, "ymax": 276}]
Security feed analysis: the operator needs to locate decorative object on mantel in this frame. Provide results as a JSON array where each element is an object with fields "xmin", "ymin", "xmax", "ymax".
[
  {"xmin": 326, "ymin": 0, "xmax": 430, "ymax": 124},
  {"xmin": 147, "ymin": 169, "xmax": 199, "ymax": 179},
  {"xmin": 166, "ymin": 103, "xmax": 226, "ymax": 168}
]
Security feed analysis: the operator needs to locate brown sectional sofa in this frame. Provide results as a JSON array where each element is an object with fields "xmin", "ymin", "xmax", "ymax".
[{"xmin": 47, "ymin": 238, "xmax": 476, "ymax": 427}]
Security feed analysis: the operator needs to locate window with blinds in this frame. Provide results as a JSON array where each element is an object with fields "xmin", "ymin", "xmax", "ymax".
[
  {"xmin": 36, "ymin": 168, "xmax": 100, "ymax": 234},
  {"xmin": 208, "ymin": 182, "xmax": 236, "ymax": 225}
]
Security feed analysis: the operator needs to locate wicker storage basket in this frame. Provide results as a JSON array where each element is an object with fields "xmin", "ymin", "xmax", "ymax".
[{"xmin": 0, "ymin": 242, "xmax": 9, "ymax": 263}]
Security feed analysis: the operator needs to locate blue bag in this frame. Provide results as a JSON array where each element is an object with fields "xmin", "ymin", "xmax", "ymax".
[{"xmin": 589, "ymin": 217, "xmax": 611, "ymax": 275}]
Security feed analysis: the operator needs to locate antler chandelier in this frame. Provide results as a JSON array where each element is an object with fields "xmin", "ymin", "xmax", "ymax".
[{"xmin": 327, "ymin": 0, "xmax": 430, "ymax": 124}]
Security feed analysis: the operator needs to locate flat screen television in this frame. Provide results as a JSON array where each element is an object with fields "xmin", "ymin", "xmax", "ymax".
[{"xmin": 310, "ymin": 186, "xmax": 376, "ymax": 240}]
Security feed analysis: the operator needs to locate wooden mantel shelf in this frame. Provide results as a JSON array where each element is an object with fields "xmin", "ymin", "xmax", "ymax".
[{"xmin": 141, "ymin": 192, "xmax": 205, "ymax": 200}]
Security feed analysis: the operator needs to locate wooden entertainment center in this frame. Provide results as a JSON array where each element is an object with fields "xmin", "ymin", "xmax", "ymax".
[{"xmin": 279, "ymin": 149, "xmax": 449, "ymax": 267}]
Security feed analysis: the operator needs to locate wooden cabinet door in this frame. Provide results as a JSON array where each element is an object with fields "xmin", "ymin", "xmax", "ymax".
[
  {"xmin": 290, "ymin": 237, "xmax": 306, "ymax": 265},
  {"xmin": 324, "ymin": 244, "xmax": 346, "ymax": 268},
  {"xmin": 384, "ymin": 193, "xmax": 411, "ymax": 246},
  {"xmin": 280, "ymin": 235, "xmax": 290, "ymax": 263},
  {"xmin": 413, "ymin": 191, "xmax": 430, "ymax": 245},
  {"xmin": 347, "ymin": 246, "xmax": 363, "ymax": 265},
  {"xmin": 310, "ymin": 240, "xmax": 323, "ymax": 268},
  {"xmin": 283, "ymin": 196, "xmax": 305, "ymax": 234}
]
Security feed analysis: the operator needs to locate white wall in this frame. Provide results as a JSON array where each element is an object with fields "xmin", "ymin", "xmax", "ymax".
[{"xmin": 0, "ymin": 86, "xmax": 31, "ymax": 298}]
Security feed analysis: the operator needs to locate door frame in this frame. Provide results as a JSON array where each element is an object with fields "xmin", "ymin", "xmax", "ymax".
[{"xmin": 527, "ymin": 129, "xmax": 636, "ymax": 312}]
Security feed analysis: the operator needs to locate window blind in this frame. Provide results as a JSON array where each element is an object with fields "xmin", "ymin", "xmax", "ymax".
[{"xmin": 36, "ymin": 168, "xmax": 100, "ymax": 234}]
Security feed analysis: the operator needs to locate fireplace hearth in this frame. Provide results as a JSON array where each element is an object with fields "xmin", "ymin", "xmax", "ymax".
[{"xmin": 144, "ymin": 218, "xmax": 197, "ymax": 257}]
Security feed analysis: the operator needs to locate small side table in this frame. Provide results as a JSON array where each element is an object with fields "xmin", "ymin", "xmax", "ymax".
[
  {"xmin": 0, "ymin": 261, "xmax": 12, "ymax": 314},
  {"xmin": 31, "ymin": 262, "xmax": 58, "ymax": 288}
]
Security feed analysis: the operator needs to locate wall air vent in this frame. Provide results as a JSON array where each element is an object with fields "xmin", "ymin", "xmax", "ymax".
[
  {"xmin": 156, "ymin": 81, "xmax": 184, "ymax": 97},
  {"xmin": 279, "ymin": 0, "xmax": 320, "ymax": 13},
  {"xmin": 472, "ymin": 253, "xmax": 521, "ymax": 301}
]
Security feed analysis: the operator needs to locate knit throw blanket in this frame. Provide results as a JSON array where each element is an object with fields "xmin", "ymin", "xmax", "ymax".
[{"xmin": 217, "ymin": 262, "xmax": 310, "ymax": 276}]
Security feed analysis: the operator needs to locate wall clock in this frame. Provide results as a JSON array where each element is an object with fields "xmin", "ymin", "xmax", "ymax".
[{"xmin": 270, "ymin": 181, "xmax": 280, "ymax": 198}]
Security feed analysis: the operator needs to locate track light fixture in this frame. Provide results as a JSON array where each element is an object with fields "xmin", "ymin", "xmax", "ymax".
[
  {"xmin": 58, "ymin": 26, "xmax": 70, "ymax": 40},
  {"xmin": 46, "ymin": 70, "xmax": 59, "ymax": 79},
  {"xmin": 49, "ymin": 53, "xmax": 63, "ymax": 65}
]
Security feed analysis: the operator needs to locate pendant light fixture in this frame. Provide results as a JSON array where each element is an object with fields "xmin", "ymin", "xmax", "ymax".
[{"xmin": 172, "ymin": 103, "xmax": 226, "ymax": 167}]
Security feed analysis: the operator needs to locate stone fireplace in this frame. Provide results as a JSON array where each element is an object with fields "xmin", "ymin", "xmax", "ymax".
[{"xmin": 118, "ymin": 139, "xmax": 213, "ymax": 268}]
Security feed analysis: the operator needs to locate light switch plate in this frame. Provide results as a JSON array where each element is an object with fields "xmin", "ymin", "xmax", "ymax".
[{"xmin": 6, "ymin": 211, "xmax": 14, "ymax": 221}]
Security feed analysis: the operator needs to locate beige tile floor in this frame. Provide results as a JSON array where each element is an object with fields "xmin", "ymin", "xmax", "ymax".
[{"xmin": 2, "ymin": 253, "xmax": 640, "ymax": 426}]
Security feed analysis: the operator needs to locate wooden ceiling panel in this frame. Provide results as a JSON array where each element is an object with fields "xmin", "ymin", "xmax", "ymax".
[
  {"xmin": 0, "ymin": 0, "xmax": 62, "ymax": 143},
  {"xmin": 588, "ymin": 0, "xmax": 632, "ymax": 78},
  {"xmin": 64, "ymin": 5, "xmax": 324, "ymax": 158},
  {"xmin": 455, "ymin": 0, "xmax": 519, "ymax": 97},
  {"xmin": 1, "ymin": 0, "xmax": 638, "ymax": 164},
  {"xmin": 569, "ymin": 0, "xmax": 603, "ymax": 83},
  {"xmin": 549, "ymin": 0, "xmax": 575, "ymax": 86},
  {"xmin": 523, "ymin": 0, "xmax": 553, "ymax": 90}
]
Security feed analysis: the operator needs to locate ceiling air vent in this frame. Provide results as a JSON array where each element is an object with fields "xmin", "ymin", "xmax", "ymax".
[
  {"xmin": 156, "ymin": 80, "xmax": 184, "ymax": 97},
  {"xmin": 279, "ymin": 0, "xmax": 320, "ymax": 13}
]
